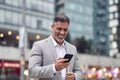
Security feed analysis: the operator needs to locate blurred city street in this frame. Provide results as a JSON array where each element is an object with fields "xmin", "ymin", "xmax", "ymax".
[{"xmin": 0, "ymin": 0, "xmax": 120, "ymax": 80}]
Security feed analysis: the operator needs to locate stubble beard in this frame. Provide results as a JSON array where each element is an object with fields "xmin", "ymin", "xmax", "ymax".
[{"xmin": 55, "ymin": 36, "xmax": 65, "ymax": 43}]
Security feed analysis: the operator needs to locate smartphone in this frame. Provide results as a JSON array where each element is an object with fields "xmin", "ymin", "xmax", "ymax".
[{"xmin": 63, "ymin": 54, "xmax": 73, "ymax": 63}]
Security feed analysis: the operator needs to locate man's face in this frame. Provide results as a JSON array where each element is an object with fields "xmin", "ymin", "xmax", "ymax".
[{"xmin": 52, "ymin": 21, "xmax": 69, "ymax": 44}]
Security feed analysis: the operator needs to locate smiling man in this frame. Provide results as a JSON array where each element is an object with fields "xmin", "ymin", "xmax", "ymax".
[{"xmin": 29, "ymin": 13, "xmax": 82, "ymax": 80}]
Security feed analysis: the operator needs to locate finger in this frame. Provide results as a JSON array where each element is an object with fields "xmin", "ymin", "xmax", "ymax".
[
  {"xmin": 58, "ymin": 59, "xmax": 69, "ymax": 63},
  {"xmin": 67, "ymin": 72, "xmax": 74, "ymax": 74},
  {"xmin": 58, "ymin": 57, "xmax": 63, "ymax": 60},
  {"xmin": 66, "ymin": 72, "xmax": 74, "ymax": 76},
  {"xmin": 62, "ymin": 59, "xmax": 69, "ymax": 62}
]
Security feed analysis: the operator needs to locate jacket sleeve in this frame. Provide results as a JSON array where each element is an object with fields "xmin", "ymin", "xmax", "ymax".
[
  {"xmin": 73, "ymin": 47, "xmax": 83, "ymax": 80},
  {"xmin": 28, "ymin": 42, "xmax": 55, "ymax": 78}
]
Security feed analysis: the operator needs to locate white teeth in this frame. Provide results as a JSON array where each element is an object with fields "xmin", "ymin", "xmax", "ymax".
[{"xmin": 59, "ymin": 35, "xmax": 64, "ymax": 38}]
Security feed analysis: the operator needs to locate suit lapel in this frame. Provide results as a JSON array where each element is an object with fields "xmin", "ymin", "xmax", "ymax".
[
  {"xmin": 64, "ymin": 41, "xmax": 71, "ymax": 54},
  {"xmin": 64, "ymin": 41, "xmax": 73, "ymax": 72},
  {"xmin": 64, "ymin": 41, "xmax": 69, "ymax": 72},
  {"xmin": 46, "ymin": 37, "xmax": 58, "ymax": 61}
]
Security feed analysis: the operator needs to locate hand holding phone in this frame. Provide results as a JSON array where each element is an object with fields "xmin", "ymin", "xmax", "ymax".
[{"xmin": 63, "ymin": 54, "xmax": 73, "ymax": 63}]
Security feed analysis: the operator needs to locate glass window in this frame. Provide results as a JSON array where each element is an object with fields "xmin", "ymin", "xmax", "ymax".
[
  {"xmin": 42, "ymin": 19, "xmax": 52, "ymax": 30},
  {"xmin": 31, "ymin": 17, "xmax": 37, "ymax": 28},
  {"xmin": 37, "ymin": 1, "xmax": 42, "ymax": 11},
  {"xmin": 109, "ymin": 0, "xmax": 114, "ymax": 5},
  {"xmin": 5, "ymin": 0, "xmax": 12, "ymax": 5},
  {"xmin": 12, "ymin": 12, "xmax": 19, "ymax": 25},
  {"xmin": 37, "ymin": 20, "xmax": 42, "ymax": 29},
  {"xmin": 26, "ymin": 0, "xmax": 31, "ymax": 9},
  {"xmin": 0, "ymin": 10, "xmax": 5, "ymax": 22},
  {"xmin": 115, "ymin": 12, "xmax": 118, "ymax": 18},
  {"xmin": 18, "ymin": 14, "xmax": 22, "ymax": 25},
  {"xmin": 19, "ymin": 0, "xmax": 23, "ymax": 7},
  {"xmin": 109, "ymin": 13, "xmax": 114, "ymax": 19},
  {"xmin": 115, "ymin": 0, "xmax": 118, "ymax": 4},
  {"xmin": 5, "ymin": 11, "xmax": 12, "ymax": 24},
  {"xmin": 43, "ymin": 2, "xmax": 47, "ymax": 12},
  {"xmin": 66, "ymin": 3, "xmax": 75, "ymax": 10},
  {"xmin": 84, "ymin": 26, "xmax": 93, "ymax": 33},
  {"xmin": 6, "ymin": 0, "xmax": 22, "ymax": 7},
  {"xmin": 26, "ymin": 15, "xmax": 31, "ymax": 27},
  {"xmin": 85, "ymin": 0, "xmax": 93, "ymax": 6},
  {"xmin": 42, "ymin": 1, "xmax": 54, "ymax": 13},
  {"xmin": 26, "ymin": 15, "xmax": 37, "ymax": 29},
  {"xmin": 84, "ymin": 7, "xmax": 93, "ymax": 16},
  {"xmin": 109, "ymin": 5, "xmax": 118, "ymax": 12},
  {"xmin": 27, "ymin": 0, "xmax": 54, "ymax": 14},
  {"xmin": 44, "ymin": 0, "xmax": 54, "ymax": 2},
  {"xmin": 48, "ymin": 3, "xmax": 54, "ymax": 14},
  {"xmin": 0, "ymin": 0, "xmax": 5, "ymax": 4},
  {"xmin": 4, "ymin": 11, "xmax": 22, "ymax": 25},
  {"xmin": 70, "ymin": 23, "xmax": 83, "ymax": 32},
  {"xmin": 78, "ymin": 6, "xmax": 83, "ymax": 13},
  {"xmin": 31, "ymin": 0, "xmax": 38, "ymax": 11},
  {"xmin": 12, "ymin": 0, "xmax": 19, "ymax": 6},
  {"xmin": 109, "ymin": 19, "xmax": 119, "ymax": 27}
]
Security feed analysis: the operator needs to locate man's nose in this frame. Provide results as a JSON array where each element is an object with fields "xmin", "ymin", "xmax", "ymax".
[{"xmin": 60, "ymin": 30, "xmax": 65, "ymax": 34}]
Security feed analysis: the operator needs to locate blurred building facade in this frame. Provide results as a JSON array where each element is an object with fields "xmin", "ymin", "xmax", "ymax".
[
  {"xmin": 55, "ymin": 0, "xmax": 94, "ymax": 40},
  {"xmin": 0, "ymin": 0, "xmax": 55, "ymax": 48},
  {"xmin": 0, "ymin": 0, "xmax": 120, "ymax": 80},
  {"xmin": 109, "ymin": 0, "xmax": 120, "ymax": 58},
  {"xmin": 0, "ymin": 0, "xmax": 55, "ymax": 79},
  {"xmin": 55, "ymin": 0, "xmax": 110, "ymax": 56},
  {"xmin": 93, "ymin": 0, "xmax": 109, "ymax": 56}
]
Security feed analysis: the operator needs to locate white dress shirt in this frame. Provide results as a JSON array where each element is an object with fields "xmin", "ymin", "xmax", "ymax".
[{"xmin": 51, "ymin": 36, "xmax": 66, "ymax": 80}]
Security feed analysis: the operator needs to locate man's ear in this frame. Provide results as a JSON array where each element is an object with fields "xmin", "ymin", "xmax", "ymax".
[
  {"xmin": 51, "ymin": 24, "xmax": 55, "ymax": 28},
  {"xmin": 51, "ymin": 25, "xmax": 54, "ymax": 28},
  {"xmin": 51, "ymin": 24, "xmax": 54, "ymax": 31}
]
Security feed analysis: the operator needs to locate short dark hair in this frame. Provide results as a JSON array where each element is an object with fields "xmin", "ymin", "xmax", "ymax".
[{"xmin": 54, "ymin": 13, "xmax": 70, "ymax": 25}]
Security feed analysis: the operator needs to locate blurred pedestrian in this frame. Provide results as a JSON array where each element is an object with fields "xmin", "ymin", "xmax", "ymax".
[{"xmin": 6, "ymin": 70, "xmax": 19, "ymax": 80}]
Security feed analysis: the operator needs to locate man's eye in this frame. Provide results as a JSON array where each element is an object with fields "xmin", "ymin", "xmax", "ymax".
[
  {"xmin": 64, "ymin": 29, "xmax": 67, "ymax": 32},
  {"xmin": 57, "ymin": 27, "xmax": 68, "ymax": 32}
]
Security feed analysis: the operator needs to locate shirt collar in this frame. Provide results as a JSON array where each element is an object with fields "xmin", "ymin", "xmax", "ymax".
[{"xmin": 50, "ymin": 35, "xmax": 65, "ymax": 48}]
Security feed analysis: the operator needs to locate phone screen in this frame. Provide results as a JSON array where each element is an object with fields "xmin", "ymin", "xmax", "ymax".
[{"xmin": 63, "ymin": 54, "xmax": 73, "ymax": 63}]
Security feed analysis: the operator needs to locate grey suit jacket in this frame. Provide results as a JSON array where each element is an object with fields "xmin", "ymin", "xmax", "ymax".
[{"xmin": 29, "ymin": 36, "xmax": 82, "ymax": 80}]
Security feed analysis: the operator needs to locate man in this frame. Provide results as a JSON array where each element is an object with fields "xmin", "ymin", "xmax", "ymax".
[{"xmin": 29, "ymin": 13, "xmax": 82, "ymax": 80}]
